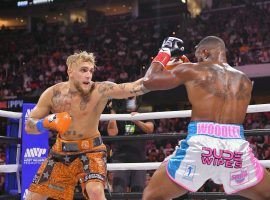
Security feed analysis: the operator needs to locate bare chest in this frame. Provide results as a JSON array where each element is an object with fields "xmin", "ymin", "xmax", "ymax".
[{"xmin": 50, "ymin": 91, "xmax": 97, "ymax": 116}]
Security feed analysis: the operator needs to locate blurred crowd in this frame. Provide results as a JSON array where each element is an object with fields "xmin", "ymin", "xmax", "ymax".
[{"xmin": 0, "ymin": 3, "xmax": 270, "ymax": 99}]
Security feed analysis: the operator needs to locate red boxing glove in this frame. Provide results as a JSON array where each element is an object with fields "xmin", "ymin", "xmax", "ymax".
[{"xmin": 152, "ymin": 37, "xmax": 185, "ymax": 67}]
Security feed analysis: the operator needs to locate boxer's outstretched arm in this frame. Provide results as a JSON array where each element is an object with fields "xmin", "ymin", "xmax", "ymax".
[
  {"xmin": 97, "ymin": 78, "xmax": 150, "ymax": 99},
  {"xmin": 143, "ymin": 62, "xmax": 196, "ymax": 91}
]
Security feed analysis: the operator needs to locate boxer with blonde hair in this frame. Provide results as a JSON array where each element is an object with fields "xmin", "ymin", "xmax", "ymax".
[{"xmin": 25, "ymin": 51, "xmax": 149, "ymax": 200}]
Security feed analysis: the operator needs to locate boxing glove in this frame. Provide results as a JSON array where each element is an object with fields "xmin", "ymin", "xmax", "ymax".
[
  {"xmin": 36, "ymin": 112, "xmax": 72, "ymax": 134},
  {"xmin": 153, "ymin": 37, "xmax": 185, "ymax": 67}
]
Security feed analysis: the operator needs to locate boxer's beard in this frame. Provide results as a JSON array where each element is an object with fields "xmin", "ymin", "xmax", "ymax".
[{"xmin": 74, "ymin": 82, "xmax": 90, "ymax": 96}]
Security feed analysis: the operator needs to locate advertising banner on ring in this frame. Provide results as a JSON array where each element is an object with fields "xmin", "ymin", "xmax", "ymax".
[{"xmin": 21, "ymin": 103, "xmax": 48, "ymax": 200}]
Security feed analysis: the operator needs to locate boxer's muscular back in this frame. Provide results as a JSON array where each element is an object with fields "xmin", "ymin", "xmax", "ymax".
[{"xmin": 185, "ymin": 63, "xmax": 252, "ymax": 124}]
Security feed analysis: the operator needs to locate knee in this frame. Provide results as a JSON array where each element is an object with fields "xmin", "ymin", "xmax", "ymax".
[
  {"xmin": 86, "ymin": 183, "xmax": 105, "ymax": 200},
  {"xmin": 25, "ymin": 191, "xmax": 47, "ymax": 200}
]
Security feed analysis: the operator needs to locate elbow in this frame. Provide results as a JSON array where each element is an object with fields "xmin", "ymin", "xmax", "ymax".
[
  {"xmin": 145, "ymin": 124, "xmax": 154, "ymax": 134},
  {"xmin": 148, "ymin": 127, "xmax": 154, "ymax": 134},
  {"xmin": 142, "ymin": 76, "xmax": 155, "ymax": 91},
  {"xmin": 107, "ymin": 129, "xmax": 118, "ymax": 136}
]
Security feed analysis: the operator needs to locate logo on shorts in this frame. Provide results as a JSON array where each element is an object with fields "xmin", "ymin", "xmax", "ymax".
[
  {"xmin": 81, "ymin": 141, "xmax": 90, "ymax": 149},
  {"xmin": 196, "ymin": 122, "xmax": 241, "ymax": 138},
  {"xmin": 183, "ymin": 164, "xmax": 196, "ymax": 181},
  {"xmin": 230, "ymin": 167, "xmax": 249, "ymax": 186},
  {"xmin": 48, "ymin": 184, "xmax": 65, "ymax": 191},
  {"xmin": 201, "ymin": 147, "xmax": 243, "ymax": 168}
]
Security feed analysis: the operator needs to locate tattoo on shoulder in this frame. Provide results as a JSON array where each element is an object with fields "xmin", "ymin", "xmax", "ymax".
[
  {"xmin": 51, "ymin": 88, "xmax": 72, "ymax": 112},
  {"xmin": 194, "ymin": 66, "xmax": 251, "ymax": 100},
  {"xmin": 236, "ymin": 76, "xmax": 251, "ymax": 100},
  {"xmin": 193, "ymin": 67, "xmax": 227, "ymax": 98},
  {"xmin": 52, "ymin": 89, "xmax": 61, "ymax": 104},
  {"xmin": 98, "ymin": 82, "xmax": 115, "ymax": 95}
]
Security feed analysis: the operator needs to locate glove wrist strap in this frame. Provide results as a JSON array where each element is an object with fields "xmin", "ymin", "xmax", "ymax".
[
  {"xmin": 152, "ymin": 49, "xmax": 171, "ymax": 67},
  {"xmin": 36, "ymin": 119, "xmax": 48, "ymax": 133}
]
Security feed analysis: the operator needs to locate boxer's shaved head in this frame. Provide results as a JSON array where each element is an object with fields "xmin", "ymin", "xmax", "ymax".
[
  {"xmin": 196, "ymin": 36, "xmax": 226, "ymax": 52},
  {"xmin": 195, "ymin": 36, "xmax": 227, "ymax": 62}
]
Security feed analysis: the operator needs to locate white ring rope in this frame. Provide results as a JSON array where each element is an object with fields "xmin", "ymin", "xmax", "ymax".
[
  {"xmin": 1, "ymin": 160, "xmax": 270, "ymax": 173},
  {"xmin": 1, "ymin": 104, "xmax": 270, "ymax": 121},
  {"xmin": 101, "ymin": 103, "xmax": 270, "ymax": 120},
  {"xmin": 0, "ymin": 110, "xmax": 22, "ymax": 119}
]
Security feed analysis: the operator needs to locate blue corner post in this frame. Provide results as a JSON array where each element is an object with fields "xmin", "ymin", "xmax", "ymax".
[{"xmin": 5, "ymin": 118, "xmax": 19, "ymax": 195}]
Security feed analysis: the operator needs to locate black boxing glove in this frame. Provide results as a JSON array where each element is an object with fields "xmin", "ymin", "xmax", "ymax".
[
  {"xmin": 152, "ymin": 37, "xmax": 185, "ymax": 67},
  {"xmin": 161, "ymin": 37, "xmax": 185, "ymax": 57}
]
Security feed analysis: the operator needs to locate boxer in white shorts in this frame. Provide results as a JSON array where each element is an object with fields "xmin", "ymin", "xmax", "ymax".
[
  {"xmin": 142, "ymin": 36, "xmax": 270, "ymax": 200},
  {"xmin": 166, "ymin": 121, "xmax": 264, "ymax": 194}
]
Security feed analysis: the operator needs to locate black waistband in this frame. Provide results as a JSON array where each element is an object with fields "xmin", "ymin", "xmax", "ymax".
[{"xmin": 61, "ymin": 136, "xmax": 103, "ymax": 152}]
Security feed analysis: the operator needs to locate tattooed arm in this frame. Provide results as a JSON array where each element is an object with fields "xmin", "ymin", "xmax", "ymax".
[
  {"xmin": 25, "ymin": 87, "xmax": 52, "ymax": 134},
  {"xmin": 98, "ymin": 78, "xmax": 149, "ymax": 99}
]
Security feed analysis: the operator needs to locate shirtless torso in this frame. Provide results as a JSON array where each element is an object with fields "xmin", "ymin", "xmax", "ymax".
[{"xmin": 142, "ymin": 36, "xmax": 270, "ymax": 200}]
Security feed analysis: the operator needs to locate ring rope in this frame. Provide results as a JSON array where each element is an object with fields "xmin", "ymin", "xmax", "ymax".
[
  {"xmin": 0, "ymin": 110, "xmax": 22, "ymax": 119},
  {"xmin": 1, "ymin": 160, "xmax": 269, "ymax": 174},
  {"xmin": 100, "ymin": 103, "xmax": 270, "ymax": 120},
  {"xmin": 1, "ymin": 103, "xmax": 270, "ymax": 120}
]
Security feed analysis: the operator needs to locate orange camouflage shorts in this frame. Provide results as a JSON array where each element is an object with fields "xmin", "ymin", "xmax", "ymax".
[{"xmin": 29, "ymin": 135, "xmax": 107, "ymax": 200}]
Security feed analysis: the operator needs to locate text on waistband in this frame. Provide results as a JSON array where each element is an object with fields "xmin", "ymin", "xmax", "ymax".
[{"xmin": 196, "ymin": 123, "xmax": 241, "ymax": 138}]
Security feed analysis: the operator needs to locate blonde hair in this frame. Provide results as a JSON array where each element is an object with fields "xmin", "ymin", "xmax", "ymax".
[{"xmin": 66, "ymin": 51, "xmax": 96, "ymax": 69}]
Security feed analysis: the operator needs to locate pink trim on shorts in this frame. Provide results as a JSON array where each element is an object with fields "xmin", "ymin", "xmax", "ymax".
[
  {"xmin": 225, "ymin": 147, "xmax": 264, "ymax": 194},
  {"xmin": 165, "ymin": 161, "xmax": 197, "ymax": 192}
]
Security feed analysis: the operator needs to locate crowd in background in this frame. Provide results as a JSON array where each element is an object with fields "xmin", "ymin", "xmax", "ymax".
[
  {"xmin": 0, "ymin": 0, "xmax": 270, "ymax": 196},
  {"xmin": 0, "ymin": 3, "xmax": 270, "ymax": 99}
]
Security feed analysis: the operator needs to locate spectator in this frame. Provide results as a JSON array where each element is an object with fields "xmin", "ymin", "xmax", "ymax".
[{"xmin": 107, "ymin": 97, "xmax": 154, "ymax": 194}]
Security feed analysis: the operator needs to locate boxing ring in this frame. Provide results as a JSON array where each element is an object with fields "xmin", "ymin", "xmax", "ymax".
[{"xmin": 0, "ymin": 104, "xmax": 270, "ymax": 199}]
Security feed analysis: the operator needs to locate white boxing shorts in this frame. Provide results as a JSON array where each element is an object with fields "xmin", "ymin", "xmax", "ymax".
[{"xmin": 166, "ymin": 121, "xmax": 264, "ymax": 194}]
